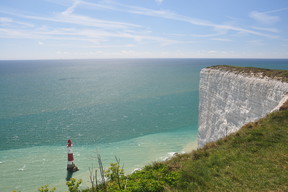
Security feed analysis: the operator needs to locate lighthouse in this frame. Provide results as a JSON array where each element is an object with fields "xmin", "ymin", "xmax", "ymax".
[{"xmin": 67, "ymin": 139, "xmax": 79, "ymax": 172}]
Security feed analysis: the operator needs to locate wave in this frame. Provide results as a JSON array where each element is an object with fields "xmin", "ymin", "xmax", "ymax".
[{"xmin": 18, "ymin": 164, "xmax": 26, "ymax": 171}]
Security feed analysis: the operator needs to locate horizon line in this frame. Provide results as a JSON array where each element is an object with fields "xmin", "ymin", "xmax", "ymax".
[{"xmin": 1, "ymin": 57, "xmax": 288, "ymax": 61}]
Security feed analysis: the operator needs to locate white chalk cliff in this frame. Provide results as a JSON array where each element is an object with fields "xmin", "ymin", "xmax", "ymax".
[{"xmin": 198, "ymin": 66, "xmax": 288, "ymax": 148}]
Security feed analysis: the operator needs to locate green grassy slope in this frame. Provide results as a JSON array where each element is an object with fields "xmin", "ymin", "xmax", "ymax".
[{"xmin": 165, "ymin": 107, "xmax": 288, "ymax": 191}]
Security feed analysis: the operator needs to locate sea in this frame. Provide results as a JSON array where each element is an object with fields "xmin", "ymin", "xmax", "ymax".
[{"xmin": 0, "ymin": 58, "xmax": 288, "ymax": 192}]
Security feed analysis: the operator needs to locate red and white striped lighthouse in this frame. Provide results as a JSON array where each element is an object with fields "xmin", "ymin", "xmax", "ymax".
[{"xmin": 67, "ymin": 139, "xmax": 79, "ymax": 172}]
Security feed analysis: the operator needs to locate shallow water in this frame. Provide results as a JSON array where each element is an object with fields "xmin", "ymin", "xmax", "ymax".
[{"xmin": 0, "ymin": 128, "xmax": 197, "ymax": 191}]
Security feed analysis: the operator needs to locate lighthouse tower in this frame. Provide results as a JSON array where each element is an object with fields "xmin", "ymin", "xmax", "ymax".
[{"xmin": 67, "ymin": 139, "xmax": 79, "ymax": 172}]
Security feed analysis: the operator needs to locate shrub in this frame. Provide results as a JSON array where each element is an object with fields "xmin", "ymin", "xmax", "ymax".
[
  {"xmin": 38, "ymin": 185, "xmax": 56, "ymax": 192},
  {"xmin": 66, "ymin": 178, "xmax": 82, "ymax": 192}
]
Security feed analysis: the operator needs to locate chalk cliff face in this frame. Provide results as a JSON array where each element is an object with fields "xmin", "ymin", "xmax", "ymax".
[{"xmin": 198, "ymin": 67, "xmax": 288, "ymax": 148}]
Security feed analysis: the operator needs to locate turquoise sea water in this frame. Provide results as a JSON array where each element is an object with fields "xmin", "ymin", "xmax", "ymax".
[{"xmin": 0, "ymin": 59, "xmax": 288, "ymax": 191}]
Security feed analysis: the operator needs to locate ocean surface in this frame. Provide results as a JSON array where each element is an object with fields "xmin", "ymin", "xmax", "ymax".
[{"xmin": 0, "ymin": 58, "xmax": 288, "ymax": 192}]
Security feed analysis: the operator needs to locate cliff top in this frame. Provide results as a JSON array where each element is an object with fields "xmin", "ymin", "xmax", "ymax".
[{"xmin": 208, "ymin": 65, "xmax": 288, "ymax": 82}]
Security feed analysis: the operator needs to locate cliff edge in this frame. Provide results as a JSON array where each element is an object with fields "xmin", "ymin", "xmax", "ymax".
[{"xmin": 198, "ymin": 65, "xmax": 288, "ymax": 148}]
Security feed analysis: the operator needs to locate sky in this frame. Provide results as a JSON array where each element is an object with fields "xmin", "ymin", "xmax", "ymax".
[{"xmin": 0, "ymin": 0, "xmax": 288, "ymax": 60}]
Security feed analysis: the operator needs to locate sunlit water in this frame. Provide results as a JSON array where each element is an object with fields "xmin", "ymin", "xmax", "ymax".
[{"xmin": 0, "ymin": 59, "xmax": 287, "ymax": 191}]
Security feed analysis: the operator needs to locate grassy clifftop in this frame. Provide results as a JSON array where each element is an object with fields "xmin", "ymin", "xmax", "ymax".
[{"xmin": 207, "ymin": 65, "xmax": 288, "ymax": 82}]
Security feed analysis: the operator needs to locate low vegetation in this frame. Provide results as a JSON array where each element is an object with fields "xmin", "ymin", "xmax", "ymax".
[
  {"xmin": 30, "ymin": 105, "xmax": 288, "ymax": 192},
  {"xmin": 208, "ymin": 65, "xmax": 288, "ymax": 82},
  {"xmin": 169, "ymin": 108, "xmax": 288, "ymax": 191}
]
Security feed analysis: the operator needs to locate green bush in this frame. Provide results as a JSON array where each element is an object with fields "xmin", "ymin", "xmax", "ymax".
[
  {"xmin": 38, "ymin": 185, "xmax": 56, "ymax": 192},
  {"xmin": 104, "ymin": 162, "xmax": 125, "ymax": 191},
  {"xmin": 125, "ymin": 162, "xmax": 179, "ymax": 192},
  {"xmin": 66, "ymin": 178, "xmax": 82, "ymax": 192}
]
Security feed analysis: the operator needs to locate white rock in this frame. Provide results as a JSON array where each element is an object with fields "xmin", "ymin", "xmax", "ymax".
[{"xmin": 198, "ymin": 68, "xmax": 288, "ymax": 148}]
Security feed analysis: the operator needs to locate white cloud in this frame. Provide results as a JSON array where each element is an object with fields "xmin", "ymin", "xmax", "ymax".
[
  {"xmin": 265, "ymin": 7, "xmax": 288, "ymax": 14},
  {"xmin": 252, "ymin": 26, "xmax": 279, "ymax": 33},
  {"xmin": 19, "ymin": 0, "xmax": 276, "ymax": 40},
  {"xmin": 0, "ymin": 17, "xmax": 13, "ymax": 23},
  {"xmin": 96, "ymin": 1, "xmax": 278, "ymax": 38},
  {"xmin": 212, "ymin": 24, "xmax": 278, "ymax": 38},
  {"xmin": 155, "ymin": 0, "xmax": 164, "ymax": 4},
  {"xmin": 190, "ymin": 31, "xmax": 226, "ymax": 38},
  {"xmin": 0, "ymin": 16, "xmax": 34, "ymax": 27},
  {"xmin": 249, "ymin": 11, "xmax": 279, "ymax": 25},
  {"xmin": 0, "ymin": 4, "xmax": 199, "ymax": 47},
  {"xmin": 62, "ymin": 0, "xmax": 81, "ymax": 16},
  {"xmin": 247, "ymin": 39, "xmax": 264, "ymax": 45},
  {"xmin": 211, "ymin": 38, "xmax": 232, "ymax": 42},
  {"xmin": 55, "ymin": 13, "xmax": 141, "ymax": 29},
  {"xmin": 0, "ymin": 18, "xmax": 185, "ymax": 48}
]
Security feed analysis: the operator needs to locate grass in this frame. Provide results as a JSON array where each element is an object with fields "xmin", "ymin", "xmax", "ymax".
[
  {"xmin": 164, "ymin": 108, "xmax": 288, "ymax": 191},
  {"xmin": 207, "ymin": 65, "xmax": 288, "ymax": 82}
]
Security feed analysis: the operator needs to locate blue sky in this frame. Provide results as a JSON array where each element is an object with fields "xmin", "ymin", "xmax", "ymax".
[{"xmin": 0, "ymin": 0, "xmax": 288, "ymax": 59}]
